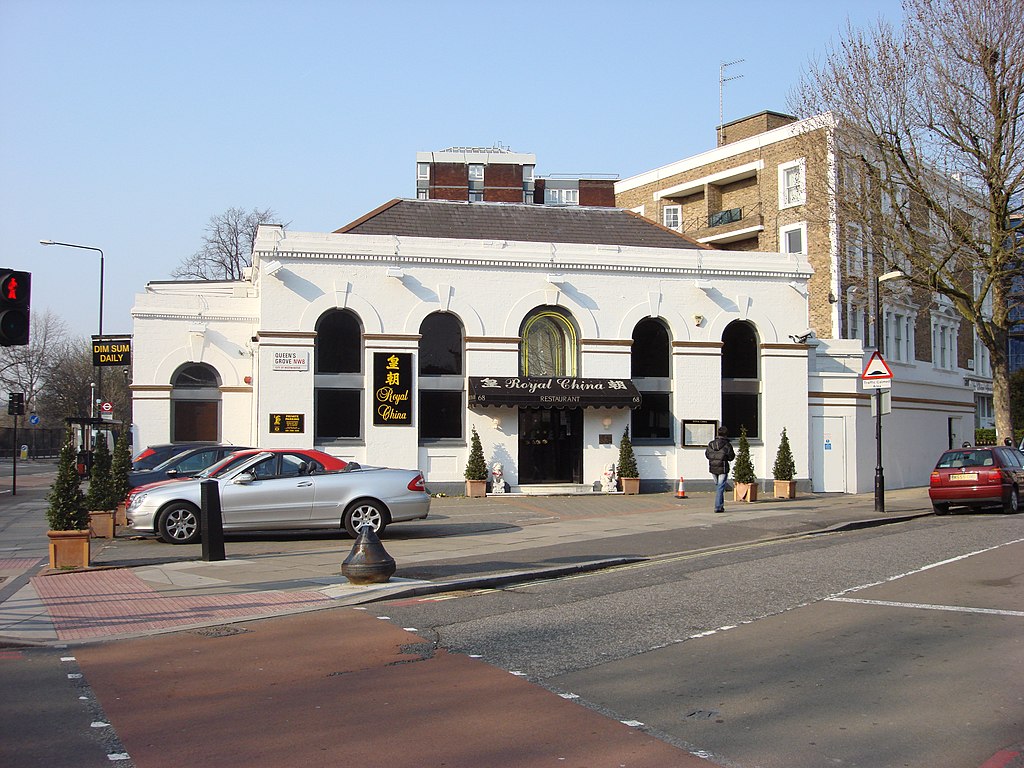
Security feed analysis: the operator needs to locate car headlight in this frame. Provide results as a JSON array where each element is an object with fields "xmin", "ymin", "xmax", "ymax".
[{"xmin": 128, "ymin": 493, "xmax": 148, "ymax": 512}]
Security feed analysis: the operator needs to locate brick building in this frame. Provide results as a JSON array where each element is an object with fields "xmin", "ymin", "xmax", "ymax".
[
  {"xmin": 415, "ymin": 146, "xmax": 615, "ymax": 207},
  {"xmin": 616, "ymin": 111, "xmax": 981, "ymax": 490}
]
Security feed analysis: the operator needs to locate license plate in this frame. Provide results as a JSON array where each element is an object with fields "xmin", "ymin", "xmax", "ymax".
[{"xmin": 949, "ymin": 473, "xmax": 977, "ymax": 481}]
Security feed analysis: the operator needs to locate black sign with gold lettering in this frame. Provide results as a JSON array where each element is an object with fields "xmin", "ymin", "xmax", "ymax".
[
  {"xmin": 373, "ymin": 352, "xmax": 412, "ymax": 425},
  {"xmin": 92, "ymin": 338, "xmax": 132, "ymax": 367},
  {"xmin": 270, "ymin": 413, "xmax": 304, "ymax": 433}
]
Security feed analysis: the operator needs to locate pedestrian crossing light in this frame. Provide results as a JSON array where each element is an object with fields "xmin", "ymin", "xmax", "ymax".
[{"xmin": 0, "ymin": 269, "xmax": 30, "ymax": 346}]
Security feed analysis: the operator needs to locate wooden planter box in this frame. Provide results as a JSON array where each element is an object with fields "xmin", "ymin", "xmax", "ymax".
[
  {"xmin": 465, "ymin": 479, "xmax": 488, "ymax": 498},
  {"xmin": 620, "ymin": 477, "xmax": 641, "ymax": 495},
  {"xmin": 733, "ymin": 482, "xmax": 759, "ymax": 502},
  {"xmin": 89, "ymin": 510, "xmax": 116, "ymax": 539},
  {"xmin": 47, "ymin": 530, "xmax": 91, "ymax": 569},
  {"xmin": 773, "ymin": 480, "xmax": 797, "ymax": 499},
  {"xmin": 115, "ymin": 502, "xmax": 127, "ymax": 526}
]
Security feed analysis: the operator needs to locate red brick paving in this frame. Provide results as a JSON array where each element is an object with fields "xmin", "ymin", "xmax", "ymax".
[{"xmin": 31, "ymin": 569, "xmax": 331, "ymax": 640}]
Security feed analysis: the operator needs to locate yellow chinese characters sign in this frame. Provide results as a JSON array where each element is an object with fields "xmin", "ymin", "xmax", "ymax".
[{"xmin": 373, "ymin": 352, "xmax": 411, "ymax": 425}]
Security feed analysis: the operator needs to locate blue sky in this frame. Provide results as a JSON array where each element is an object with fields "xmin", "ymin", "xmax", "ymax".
[{"xmin": 1, "ymin": 0, "xmax": 902, "ymax": 338}]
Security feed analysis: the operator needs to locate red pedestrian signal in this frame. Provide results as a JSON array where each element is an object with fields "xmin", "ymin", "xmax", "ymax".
[{"xmin": 0, "ymin": 269, "xmax": 30, "ymax": 346}]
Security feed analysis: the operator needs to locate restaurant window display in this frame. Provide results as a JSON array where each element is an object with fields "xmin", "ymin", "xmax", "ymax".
[
  {"xmin": 315, "ymin": 309, "xmax": 363, "ymax": 441},
  {"xmin": 721, "ymin": 320, "xmax": 761, "ymax": 439},
  {"xmin": 631, "ymin": 318, "xmax": 672, "ymax": 442},
  {"xmin": 171, "ymin": 363, "xmax": 220, "ymax": 442},
  {"xmin": 418, "ymin": 312, "xmax": 465, "ymax": 441}
]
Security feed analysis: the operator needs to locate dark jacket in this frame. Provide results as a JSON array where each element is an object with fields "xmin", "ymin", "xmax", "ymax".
[{"xmin": 705, "ymin": 437, "xmax": 735, "ymax": 475}]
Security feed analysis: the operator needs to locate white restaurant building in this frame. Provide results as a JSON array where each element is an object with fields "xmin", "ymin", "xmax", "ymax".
[{"xmin": 130, "ymin": 198, "xmax": 969, "ymax": 495}]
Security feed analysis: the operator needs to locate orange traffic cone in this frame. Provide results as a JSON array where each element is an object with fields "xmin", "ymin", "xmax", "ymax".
[{"xmin": 676, "ymin": 476, "xmax": 686, "ymax": 499}]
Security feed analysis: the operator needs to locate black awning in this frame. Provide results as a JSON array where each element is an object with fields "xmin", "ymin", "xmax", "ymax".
[{"xmin": 468, "ymin": 376, "xmax": 642, "ymax": 409}]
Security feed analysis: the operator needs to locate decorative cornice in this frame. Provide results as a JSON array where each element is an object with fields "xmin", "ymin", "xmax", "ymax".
[
  {"xmin": 133, "ymin": 311, "xmax": 258, "ymax": 323},
  {"xmin": 465, "ymin": 336, "xmax": 521, "ymax": 344},
  {"xmin": 363, "ymin": 333, "xmax": 422, "ymax": 341},
  {"xmin": 257, "ymin": 331, "xmax": 317, "ymax": 339},
  {"xmin": 582, "ymin": 339, "xmax": 632, "ymax": 347},
  {"xmin": 673, "ymin": 341, "xmax": 722, "ymax": 348}
]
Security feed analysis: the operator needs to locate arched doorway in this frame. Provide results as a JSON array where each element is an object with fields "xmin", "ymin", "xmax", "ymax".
[{"xmin": 170, "ymin": 363, "xmax": 221, "ymax": 441}]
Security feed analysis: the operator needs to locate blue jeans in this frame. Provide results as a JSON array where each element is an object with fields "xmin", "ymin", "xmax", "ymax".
[{"xmin": 713, "ymin": 473, "xmax": 728, "ymax": 511}]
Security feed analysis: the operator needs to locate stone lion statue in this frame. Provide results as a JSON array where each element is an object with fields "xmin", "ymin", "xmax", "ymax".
[
  {"xmin": 600, "ymin": 463, "xmax": 617, "ymax": 493},
  {"xmin": 491, "ymin": 462, "xmax": 506, "ymax": 494}
]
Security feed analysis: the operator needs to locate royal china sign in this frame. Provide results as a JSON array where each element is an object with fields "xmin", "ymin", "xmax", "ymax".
[
  {"xmin": 373, "ymin": 352, "xmax": 412, "ymax": 425},
  {"xmin": 468, "ymin": 376, "xmax": 642, "ymax": 408}
]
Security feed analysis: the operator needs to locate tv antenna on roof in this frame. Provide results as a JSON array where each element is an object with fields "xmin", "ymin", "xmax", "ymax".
[{"xmin": 719, "ymin": 59, "xmax": 745, "ymax": 145}]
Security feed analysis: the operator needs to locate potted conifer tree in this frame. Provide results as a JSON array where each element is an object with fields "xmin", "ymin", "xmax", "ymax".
[
  {"xmin": 617, "ymin": 427, "xmax": 640, "ymax": 495},
  {"xmin": 772, "ymin": 427, "xmax": 797, "ymax": 499},
  {"xmin": 732, "ymin": 425, "xmax": 758, "ymax": 502},
  {"xmin": 46, "ymin": 430, "xmax": 92, "ymax": 568},
  {"xmin": 85, "ymin": 435, "xmax": 117, "ymax": 538},
  {"xmin": 110, "ymin": 431, "xmax": 132, "ymax": 526},
  {"xmin": 464, "ymin": 426, "xmax": 488, "ymax": 497}
]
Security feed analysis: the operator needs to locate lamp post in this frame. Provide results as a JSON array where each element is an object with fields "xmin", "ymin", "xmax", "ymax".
[
  {"xmin": 874, "ymin": 269, "xmax": 908, "ymax": 514},
  {"xmin": 39, "ymin": 240, "xmax": 105, "ymax": 403}
]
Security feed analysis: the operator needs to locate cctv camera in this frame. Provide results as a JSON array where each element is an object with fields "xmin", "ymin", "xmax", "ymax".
[{"xmin": 789, "ymin": 330, "xmax": 816, "ymax": 344}]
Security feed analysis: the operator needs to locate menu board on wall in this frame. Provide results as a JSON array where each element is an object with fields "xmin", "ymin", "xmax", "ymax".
[{"xmin": 373, "ymin": 352, "xmax": 412, "ymax": 425}]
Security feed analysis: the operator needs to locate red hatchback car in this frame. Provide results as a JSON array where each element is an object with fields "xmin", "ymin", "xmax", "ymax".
[{"xmin": 928, "ymin": 445, "xmax": 1024, "ymax": 515}]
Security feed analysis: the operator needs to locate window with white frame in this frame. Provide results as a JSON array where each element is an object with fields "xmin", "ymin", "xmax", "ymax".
[
  {"xmin": 974, "ymin": 332, "xmax": 992, "ymax": 377},
  {"xmin": 846, "ymin": 299, "xmax": 868, "ymax": 341},
  {"xmin": 780, "ymin": 222, "xmax": 807, "ymax": 254},
  {"xmin": 523, "ymin": 165, "xmax": 534, "ymax": 184},
  {"xmin": 662, "ymin": 205, "xmax": 681, "ymax": 230},
  {"xmin": 931, "ymin": 312, "xmax": 958, "ymax": 370},
  {"xmin": 975, "ymin": 394, "xmax": 994, "ymax": 429},
  {"xmin": 468, "ymin": 164, "xmax": 484, "ymax": 181},
  {"xmin": 545, "ymin": 188, "xmax": 579, "ymax": 205},
  {"xmin": 845, "ymin": 224, "xmax": 865, "ymax": 276},
  {"xmin": 884, "ymin": 309, "xmax": 915, "ymax": 362},
  {"xmin": 778, "ymin": 159, "xmax": 806, "ymax": 208},
  {"xmin": 417, "ymin": 163, "xmax": 430, "ymax": 180}
]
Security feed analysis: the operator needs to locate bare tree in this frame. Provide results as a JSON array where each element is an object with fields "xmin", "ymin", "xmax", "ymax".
[
  {"xmin": 0, "ymin": 310, "xmax": 71, "ymax": 420},
  {"xmin": 791, "ymin": 0, "xmax": 1024, "ymax": 440},
  {"xmin": 173, "ymin": 207, "xmax": 287, "ymax": 280}
]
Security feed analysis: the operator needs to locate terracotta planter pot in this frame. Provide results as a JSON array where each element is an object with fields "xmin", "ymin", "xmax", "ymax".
[
  {"xmin": 733, "ymin": 482, "xmax": 759, "ymax": 502},
  {"xmin": 466, "ymin": 479, "xmax": 488, "ymax": 498},
  {"xmin": 89, "ymin": 510, "xmax": 116, "ymax": 539},
  {"xmin": 620, "ymin": 477, "xmax": 641, "ymax": 495},
  {"xmin": 773, "ymin": 480, "xmax": 797, "ymax": 499},
  {"xmin": 47, "ymin": 530, "xmax": 91, "ymax": 569}
]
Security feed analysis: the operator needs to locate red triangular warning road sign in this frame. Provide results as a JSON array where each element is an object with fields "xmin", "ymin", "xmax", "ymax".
[{"xmin": 862, "ymin": 351, "xmax": 894, "ymax": 380}]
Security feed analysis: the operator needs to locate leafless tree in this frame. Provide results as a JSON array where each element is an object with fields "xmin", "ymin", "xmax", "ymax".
[
  {"xmin": 791, "ymin": 0, "xmax": 1024, "ymax": 440},
  {"xmin": 0, "ymin": 310, "xmax": 71, "ymax": 420},
  {"xmin": 173, "ymin": 207, "xmax": 287, "ymax": 280}
]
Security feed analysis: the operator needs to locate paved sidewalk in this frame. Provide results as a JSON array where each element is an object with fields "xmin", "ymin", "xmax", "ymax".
[{"xmin": 0, "ymin": 468, "xmax": 935, "ymax": 647}]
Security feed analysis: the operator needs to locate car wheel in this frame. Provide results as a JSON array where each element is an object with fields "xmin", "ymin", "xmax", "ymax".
[
  {"xmin": 158, "ymin": 502, "xmax": 201, "ymax": 545},
  {"xmin": 343, "ymin": 499, "xmax": 387, "ymax": 538},
  {"xmin": 1004, "ymin": 487, "xmax": 1020, "ymax": 514},
  {"xmin": 932, "ymin": 503, "xmax": 950, "ymax": 515}
]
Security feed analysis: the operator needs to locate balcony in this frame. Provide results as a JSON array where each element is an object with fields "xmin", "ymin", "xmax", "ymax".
[{"xmin": 687, "ymin": 208, "xmax": 765, "ymax": 244}]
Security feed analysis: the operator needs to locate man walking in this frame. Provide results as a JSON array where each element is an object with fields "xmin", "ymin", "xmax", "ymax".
[{"xmin": 705, "ymin": 426, "xmax": 735, "ymax": 513}]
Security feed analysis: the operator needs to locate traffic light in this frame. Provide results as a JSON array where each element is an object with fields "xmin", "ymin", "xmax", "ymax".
[
  {"xmin": 0, "ymin": 269, "xmax": 30, "ymax": 346},
  {"xmin": 8, "ymin": 392, "xmax": 24, "ymax": 416}
]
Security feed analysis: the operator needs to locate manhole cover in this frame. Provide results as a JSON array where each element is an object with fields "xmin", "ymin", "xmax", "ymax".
[{"xmin": 191, "ymin": 625, "xmax": 250, "ymax": 638}]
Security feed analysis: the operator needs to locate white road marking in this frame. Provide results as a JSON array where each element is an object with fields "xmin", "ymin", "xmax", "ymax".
[{"xmin": 827, "ymin": 597, "xmax": 1024, "ymax": 617}]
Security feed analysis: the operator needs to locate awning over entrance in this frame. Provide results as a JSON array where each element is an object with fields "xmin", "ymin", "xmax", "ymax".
[{"xmin": 468, "ymin": 376, "xmax": 642, "ymax": 409}]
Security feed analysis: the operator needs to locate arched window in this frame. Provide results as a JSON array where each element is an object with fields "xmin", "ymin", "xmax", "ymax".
[
  {"xmin": 170, "ymin": 363, "xmax": 221, "ymax": 441},
  {"xmin": 419, "ymin": 312, "xmax": 464, "ymax": 440},
  {"xmin": 520, "ymin": 308, "xmax": 577, "ymax": 377},
  {"xmin": 631, "ymin": 318, "xmax": 672, "ymax": 441},
  {"xmin": 721, "ymin": 320, "xmax": 760, "ymax": 438},
  {"xmin": 316, "ymin": 310, "xmax": 362, "ymax": 374},
  {"xmin": 315, "ymin": 309, "xmax": 363, "ymax": 441}
]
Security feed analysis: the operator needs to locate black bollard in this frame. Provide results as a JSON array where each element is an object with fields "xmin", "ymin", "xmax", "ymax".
[
  {"xmin": 341, "ymin": 523, "xmax": 396, "ymax": 584},
  {"xmin": 200, "ymin": 479, "xmax": 226, "ymax": 562}
]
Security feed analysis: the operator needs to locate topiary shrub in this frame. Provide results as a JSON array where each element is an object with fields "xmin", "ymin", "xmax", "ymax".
[
  {"xmin": 732, "ymin": 425, "xmax": 756, "ymax": 484},
  {"xmin": 617, "ymin": 427, "xmax": 639, "ymax": 479},
  {"xmin": 772, "ymin": 427, "xmax": 796, "ymax": 481},
  {"xmin": 110, "ymin": 431, "xmax": 132, "ymax": 507},
  {"xmin": 84, "ymin": 436, "xmax": 116, "ymax": 511},
  {"xmin": 46, "ymin": 430, "xmax": 89, "ymax": 531},
  {"xmin": 464, "ymin": 426, "xmax": 488, "ymax": 481}
]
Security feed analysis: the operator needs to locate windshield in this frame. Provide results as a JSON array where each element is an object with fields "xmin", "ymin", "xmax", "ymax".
[
  {"xmin": 936, "ymin": 450, "xmax": 994, "ymax": 469},
  {"xmin": 196, "ymin": 452, "xmax": 260, "ymax": 479}
]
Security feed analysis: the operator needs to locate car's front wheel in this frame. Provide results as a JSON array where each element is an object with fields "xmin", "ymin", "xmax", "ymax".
[
  {"xmin": 158, "ymin": 502, "xmax": 201, "ymax": 545},
  {"xmin": 343, "ymin": 499, "xmax": 387, "ymax": 538},
  {"xmin": 1004, "ymin": 487, "xmax": 1020, "ymax": 514}
]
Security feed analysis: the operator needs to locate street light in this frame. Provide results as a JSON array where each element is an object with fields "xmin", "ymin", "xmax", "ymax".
[
  {"xmin": 39, "ymin": 239, "xmax": 105, "ymax": 401},
  {"xmin": 874, "ymin": 268, "xmax": 908, "ymax": 514}
]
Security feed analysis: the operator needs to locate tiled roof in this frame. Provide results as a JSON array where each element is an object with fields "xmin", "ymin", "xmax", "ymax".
[{"xmin": 335, "ymin": 199, "xmax": 709, "ymax": 250}]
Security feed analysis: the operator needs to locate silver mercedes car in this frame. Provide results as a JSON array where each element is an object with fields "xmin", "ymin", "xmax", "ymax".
[{"xmin": 126, "ymin": 451, "xmax": 430, "ymax": 544}]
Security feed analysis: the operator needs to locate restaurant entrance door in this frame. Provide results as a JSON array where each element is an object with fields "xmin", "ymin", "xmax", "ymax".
[{"xmin": 518, "ymin": 408, "xmax": 582, "ymax": 484}]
